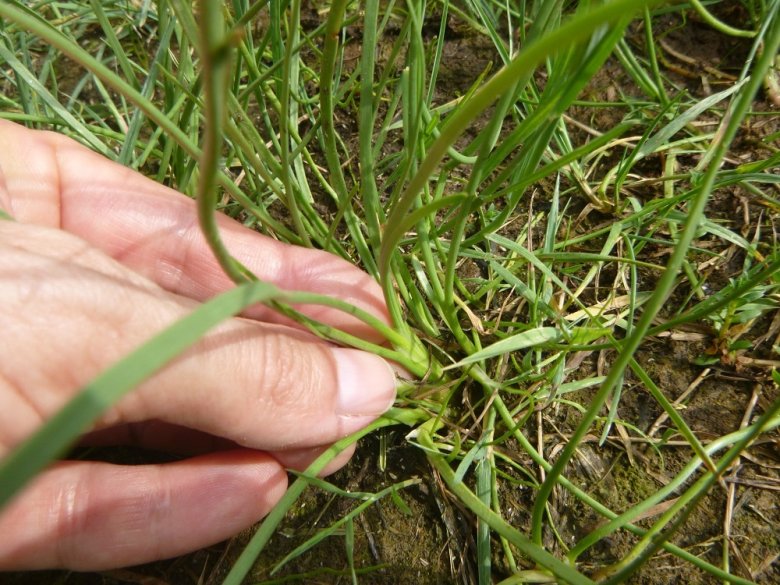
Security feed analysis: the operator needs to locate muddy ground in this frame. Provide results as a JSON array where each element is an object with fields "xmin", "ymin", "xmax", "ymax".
[{"xmin": 4, "ymin": 3, "xmax": 779, "ymax": 585}]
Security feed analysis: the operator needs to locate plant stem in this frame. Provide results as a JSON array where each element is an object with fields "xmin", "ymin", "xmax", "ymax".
[{"xmin": 197, "ymin": 0, "xmax": 252, "ymax": 283}]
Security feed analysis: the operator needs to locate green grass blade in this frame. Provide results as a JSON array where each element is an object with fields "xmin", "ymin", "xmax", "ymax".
[
  {"xmin": 530, "ymin": 4, "xmax": 780, "ymax": 546},
  {"xmin": 446, "ymin": 327, "xmax": 561, "ymax": 369},
  {"xmin": 379, "ymin": 0, "xmax": 667, "ymax": 293},
  {"xmin": 88, "ymin": 0, "xmax": 139, "ymax": 89},
  {"xmin": 421, "ymin": 430, "xmax": 596, "ymax": 585},
  {"xmin": 0, "ymin": 36, "xmax": 107, "ymax": 153},
  {"xmin": 223, "ymin": 408, "xmax": 427, "ymax": 585},
  {"xmin": 638, "ymin": 79, "xmax": 748, "ymax": 158}
]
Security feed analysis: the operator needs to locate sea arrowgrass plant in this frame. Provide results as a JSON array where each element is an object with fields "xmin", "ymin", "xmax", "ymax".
[{"xmin": 1, "ymin": 0, "xmax": 779, "ymax": 583}]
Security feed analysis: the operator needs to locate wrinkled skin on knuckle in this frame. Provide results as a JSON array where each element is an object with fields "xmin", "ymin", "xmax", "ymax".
[
  {"xmin": 232, "ymin": 325, "xmax": 339, "ymax": 449},
  {"xmin": 51, "ymin": 465, "xmax": 164, "ymax": 570},
  {"xmin": 49, "ymin": 467, "xmax": 96, "ymax": 569},
  {"xmin": 0, "ymin": 464, "xmax": 94, "ymax": 570},
  {"xmin": 262, "ymin": 330, "xmax": 315, "ymax": 408}
]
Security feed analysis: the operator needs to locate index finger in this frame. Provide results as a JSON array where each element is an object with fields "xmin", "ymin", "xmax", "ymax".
[{"xmin": 0, "ymin": 120, "xmax": 390, "ymax": 341}]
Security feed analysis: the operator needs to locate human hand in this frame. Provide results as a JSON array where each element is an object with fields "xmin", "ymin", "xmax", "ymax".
[{"xmin": 0, "ymin": 120, "xmax": 396, "ymax": 570}]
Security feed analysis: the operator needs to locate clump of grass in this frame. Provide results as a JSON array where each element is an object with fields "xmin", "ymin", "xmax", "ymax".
[{"xmin": 1, "ymin": 0, "xmax": 779, "ymax": 583}]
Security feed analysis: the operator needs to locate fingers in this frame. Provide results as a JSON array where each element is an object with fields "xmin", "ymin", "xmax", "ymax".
[
  {"xmin": 124, "ymin": 329, "xmax": 395, "ymax": 450},
  {"xmin": 0, "ymin": 451, "xmax": 287, "ymax": 570},
  {"xmin": 80, "ymin": 422, "xmax": 239, "ymax": 457},
  {"xmin": 82, "ymin": 422, "xmax": 357, "ymax": 476},
  {"xmin": 0, "ymin": 120, "xmax": 390, "ymax": 341},
  {"xmin": 0, "ymin": 120, "xmax": 393, "ymax": 572},
  {"xmin": 0, "ymin": 221, "xmax": 396, "ymax": 452},
  {"xmin": 271, "ymin": 443, "xmax": 357, "ymax": 477}
]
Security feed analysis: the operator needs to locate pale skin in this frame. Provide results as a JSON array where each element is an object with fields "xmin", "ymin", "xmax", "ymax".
[{"xmin": 0, "ymin": 120, "xmax": 397, "ymax": 571}]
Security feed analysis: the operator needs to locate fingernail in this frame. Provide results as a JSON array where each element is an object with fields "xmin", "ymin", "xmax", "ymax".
[{"xmin": 332, "ymin": 348, "xmax": 396, "ymax": 418}]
